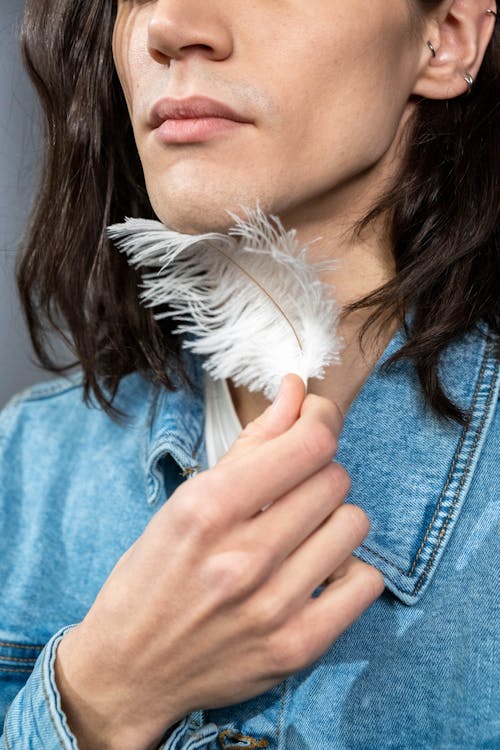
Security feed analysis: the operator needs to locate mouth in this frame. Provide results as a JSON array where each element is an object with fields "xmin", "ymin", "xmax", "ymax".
[{"xmin": 149, "ymin": 95, "xmax": 253, "ymax": 144}]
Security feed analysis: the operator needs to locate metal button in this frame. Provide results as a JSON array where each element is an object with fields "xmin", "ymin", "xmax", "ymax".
[{"xmin": 218, "ymin": 728, "xmax": 270, "ymax": 749}]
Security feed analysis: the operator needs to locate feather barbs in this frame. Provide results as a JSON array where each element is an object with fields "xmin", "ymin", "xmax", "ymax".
[{"xmin": 108, "ymin": 204, "xmax": 343, "ymax": 400}]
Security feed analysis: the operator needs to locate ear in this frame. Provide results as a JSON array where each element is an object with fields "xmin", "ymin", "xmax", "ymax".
[{"xmin": 413, "ymin": 1, "xmax": 497, "ymax": 99}]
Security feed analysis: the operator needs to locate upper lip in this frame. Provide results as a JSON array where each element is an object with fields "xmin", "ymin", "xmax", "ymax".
[{"xmin": 149, "ymin": 96, "xmax": 251, "ymax": 128}]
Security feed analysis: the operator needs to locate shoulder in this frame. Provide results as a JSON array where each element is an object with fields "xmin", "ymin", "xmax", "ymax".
[
  {"xmin": 0, "ymin": 373, "xmax": 81, "ymax": 441},
  {"xmin": 0, "ymin": 370, "xmax": 155, "ymax": 450}
]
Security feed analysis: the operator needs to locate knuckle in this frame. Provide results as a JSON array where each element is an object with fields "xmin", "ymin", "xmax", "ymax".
[
  {"xmin": 240, "ymin": 418, "xmax": 273, "ymax": 444},
  {"xmin": 325, "ymin": 462, "xmax": 352, "ymax": 498},
  {"xmin": 303, "ymin": 393, "xmax": 344, "ymax": 437},
  {"xmin": 197, "ymin": 470, "xmax": 230, "ymax": 518},
  {"xmin": 175, "ymin": 474, "xmax": 225, "ymax": 538},
  {"xmin": 301, "ymin": 421, "xmax": 337, "ymax": 463},
  {"xmin": 361, "ymin": 563, "xmax": 386, "ymax": 599},
  {"xmin": 203, "ymin": 550, "xmax": 264, "ymax": 601},
  {"xmin": 252, "ymin": 590, "xmax": 286, "ymax": 631},
  {"xmin": 270, "ymin": 625, "xmax": 312, "ymax": 674}
]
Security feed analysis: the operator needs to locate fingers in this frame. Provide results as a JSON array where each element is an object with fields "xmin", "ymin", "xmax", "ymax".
[
  {"xmin": 259, "ymin": 503, "xmax": 371, "ymax": 614},
  {"xmin": 303, "ymin": 559, "xmax": 385, "ymax": 655},
  {"xmin": 220, "ymin": 374, "xmax": 306, "ymax": 465},
  {"xmin": 248, "ymin": 461, "xmax": 351, "ymax": 554},
  {"xmin": 276, "ymin": 558, "xmax": 385, "ymax": 672},
  {"xmin": 203, "ymin": 414, "xmax": 341, "ymax": 524}
]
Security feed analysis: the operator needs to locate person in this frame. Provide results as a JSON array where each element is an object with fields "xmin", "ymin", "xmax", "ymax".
[{"xmin": 1, "ymin": 1, "xmax": 498, "ymax": 748}]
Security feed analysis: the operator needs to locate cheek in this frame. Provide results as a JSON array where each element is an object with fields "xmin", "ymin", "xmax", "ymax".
[
  {"xmin": 274, "ymin": 16, "xmax": 417, "ymax": 184},
  {"xmin": 112, "ymin": 7, "xmax": 146, "ymax": 117}
]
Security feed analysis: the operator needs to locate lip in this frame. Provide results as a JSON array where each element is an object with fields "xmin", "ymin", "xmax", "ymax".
[{"xmin": 149, "ymin": 95, "xmax": 253, "ymax": 143}]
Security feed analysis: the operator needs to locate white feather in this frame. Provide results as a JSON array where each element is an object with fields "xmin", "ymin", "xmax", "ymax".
[{"xmin": 108, "ymin": 204, "xmax": 343, "ymax": 401}]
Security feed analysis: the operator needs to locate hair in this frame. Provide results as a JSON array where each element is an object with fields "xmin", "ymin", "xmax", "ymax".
[{"xmin": 17, "ymin": 0, "xmax": 499, "ymax": 425}]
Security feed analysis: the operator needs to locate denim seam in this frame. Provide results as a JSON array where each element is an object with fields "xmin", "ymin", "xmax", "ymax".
[
  {"xmin": 143, "ymin": 381, "xmax": 160, "ymax": 502},
  {"xmin": 359, "ymin": 342, "xmax": 497, "ymax": 594},
  {"xmin": 146, "ymin": 438, "xmax": 199, "ymax": 505},
  {"xmin": 0, "ymin": 640, "xmax": 43, "ymax": 649},
  {"xmin": 162, "ymin": 716, "xmax": 189, "ymax": 748},
  {"xmin": 0, "ymin": 667, "xmax": 34, "ymax": 675},
  {"xmin": 0, "ymin": 656, "xmax": 38, "ymax": 663},
  {"xmin": 3, "ymin": 706, "xmax": 12, "ymax": 750},
  {"xmin": 276, "ymin": 676, "xmax": 289, "ymax": 750},
  {"xmin": 407, "ymin": 341, "xmax": 490, "ymax": 575},
  {"xmin": 17, "ymin": 380, "xmax": 83, "ymax": 404},
  {"xmin": 413, "ymin": 353, "xmax": 498, "ymax": 595},
  {"xmin": 41, "ymin": 637, "xmax": 71, "ymax": 749}
]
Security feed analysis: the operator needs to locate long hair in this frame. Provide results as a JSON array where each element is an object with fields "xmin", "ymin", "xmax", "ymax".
[{"xmin": 18, "ymin": 0, "xmax": 499, "ymax": 424}]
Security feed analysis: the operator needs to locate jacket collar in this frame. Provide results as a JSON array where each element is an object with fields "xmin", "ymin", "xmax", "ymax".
[
  {"xmin": 147, "ymin": 323, "xmax": 499, "ymax": 606},
  {"xmin": 145, "ymin": 349, "xmax": 206, "ymax": 506},
  {"xmin": 337, "ymin": 321, "xmax": 499, "ymax": 605}
]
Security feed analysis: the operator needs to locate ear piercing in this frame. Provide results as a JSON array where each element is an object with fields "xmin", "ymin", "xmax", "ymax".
[
  {"xmin": 427, "ymin": 9, "xmax": 496, "ymax": 94},
  {"xmin": 463, "ymin": 72, "xmax": 474, "ymax": 93}
]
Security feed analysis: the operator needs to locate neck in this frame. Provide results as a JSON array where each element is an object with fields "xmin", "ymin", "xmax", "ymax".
[
  {"xmin": 228, "ymin": 113, "xmax": 413, "ymax": 427},
  {"xmin": 228, "ymin": 209, "xmax": 399, "ymax": 428}
]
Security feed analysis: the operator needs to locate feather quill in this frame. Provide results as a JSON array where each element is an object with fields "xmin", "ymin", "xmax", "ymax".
[{"xmin": 108, "ymin": 204, "xmax": 343, "ymax": 401}]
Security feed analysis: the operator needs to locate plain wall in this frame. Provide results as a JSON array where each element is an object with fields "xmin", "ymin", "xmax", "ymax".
[{"xmin": 0, "ymin": 0, "xmax": 52, "ymax": 408}]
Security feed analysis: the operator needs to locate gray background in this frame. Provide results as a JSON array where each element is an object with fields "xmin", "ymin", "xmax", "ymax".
[{"xmin": 0, "ymin": 0, "xmax": 51, "ymax": 408}]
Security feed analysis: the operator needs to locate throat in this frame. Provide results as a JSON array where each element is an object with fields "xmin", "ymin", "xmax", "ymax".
[{"xmin": 227, "ymin": 315, "xmax": 400, "ymax": 427}]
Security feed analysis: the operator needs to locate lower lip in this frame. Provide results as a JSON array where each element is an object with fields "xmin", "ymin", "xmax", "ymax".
[{"xmin": 155, "ymin": 117, "xmax": 249, "ymax": 144}]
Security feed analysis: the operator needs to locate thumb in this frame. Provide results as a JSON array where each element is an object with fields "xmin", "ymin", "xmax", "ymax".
[{"xmin": 221, "ymin": 374, "xmax": 306, "ymax": 464}]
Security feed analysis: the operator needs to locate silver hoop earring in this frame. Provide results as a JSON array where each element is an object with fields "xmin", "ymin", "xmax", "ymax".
[
  {"xmin": 486, "ymin": 8, "xmax": 497, "ymax": 18},
  {"xmin": 464, "ymin": 72, "xmax": 474, "ymax": 94},
  {"xmin": 427, "ymin": 41, "xmax": 437, "ymax": 57}
]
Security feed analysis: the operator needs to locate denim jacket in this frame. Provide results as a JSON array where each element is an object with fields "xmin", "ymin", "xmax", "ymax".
[{"xmin": 1, "ymin": 321, "xmax": 499, "ymax": 750}]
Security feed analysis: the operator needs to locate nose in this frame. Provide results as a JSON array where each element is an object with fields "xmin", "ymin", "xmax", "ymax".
[{"xmin": 147, "ymin": 1, "xmax": 233, "ymax": 63}]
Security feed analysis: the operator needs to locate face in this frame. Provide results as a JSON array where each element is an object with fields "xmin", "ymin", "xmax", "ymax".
[{"xmin": 113, "ymin": 1, "xmax": 427, "ymax": 234}]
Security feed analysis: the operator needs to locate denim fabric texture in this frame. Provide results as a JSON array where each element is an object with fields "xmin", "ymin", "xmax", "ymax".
[{"xmin": 0, "ymin": 320, "xmax": 499, "ymax": 749}]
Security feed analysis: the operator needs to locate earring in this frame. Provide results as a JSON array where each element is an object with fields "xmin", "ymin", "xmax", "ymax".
[
  {"xmin": 427, "ymin": 41, "xmax": 437, "ymax": 57},
  {"xmin": 463, "ymin": 72, "xmax": 474, "ymax": 94},
  {"xmin": 486, "ymin": 8, "xmax": 497, "ymax": 18}
]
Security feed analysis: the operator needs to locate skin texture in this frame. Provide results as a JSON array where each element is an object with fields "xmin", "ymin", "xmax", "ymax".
[
  {"xmin": 54, "ymin": 3, "xmax": 495, "ymax": 749},
  {"xmin": 112, "ymin": 0, "xmax": 495, "ymax": 418},
  {"xmin": 56, "ymin": 377, "xmax": 384, "ymax": 750}
]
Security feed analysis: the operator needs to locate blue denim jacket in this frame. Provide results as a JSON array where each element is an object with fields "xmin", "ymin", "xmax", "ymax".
[{"xmin": 1, "ymin": 321, "xmax": 499, "ymax": 750}]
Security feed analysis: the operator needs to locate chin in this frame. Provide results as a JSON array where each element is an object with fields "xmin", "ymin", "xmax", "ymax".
[
  {"xmin": 152, "ymin": 205, "xmax": 235, "ymax": 234},
  {"xmin": 145, "ymin": 174, "xmax": 278, "ymax": 234}
]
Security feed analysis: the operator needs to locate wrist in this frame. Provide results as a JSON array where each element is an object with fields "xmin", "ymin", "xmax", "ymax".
[{"xmin": 54, "ymin": 625, "xmax": 173, "ymax": 750}]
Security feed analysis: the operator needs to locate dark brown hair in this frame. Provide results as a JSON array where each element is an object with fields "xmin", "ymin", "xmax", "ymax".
[{"xmin": 18, "ymin": 0, "xmax": 499, "ymax": 424}]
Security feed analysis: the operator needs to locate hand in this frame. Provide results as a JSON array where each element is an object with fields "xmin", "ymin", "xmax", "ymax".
[{"xmin": 55, "ymin": 374, "xmax": 384, "ymax": 750}]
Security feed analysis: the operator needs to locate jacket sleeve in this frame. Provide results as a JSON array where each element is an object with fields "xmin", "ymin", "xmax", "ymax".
[{"xmin": 1, "ymin": 626, "xmax": 219, "ymax": 750}]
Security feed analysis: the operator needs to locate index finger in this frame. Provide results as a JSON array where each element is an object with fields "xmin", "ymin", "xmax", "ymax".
[{"xmin": 204, "ymin": 393, "xmax": 343, "ymax": 523}]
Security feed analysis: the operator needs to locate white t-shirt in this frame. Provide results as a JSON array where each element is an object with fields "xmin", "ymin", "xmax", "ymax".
[{"xmin": 204, "ymin": 371, "xmax": 242, "ymax": 468}]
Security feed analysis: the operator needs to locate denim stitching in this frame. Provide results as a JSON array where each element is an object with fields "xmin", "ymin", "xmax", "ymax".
[
  {"xmin": 359, "ymin": 342, "xmax": 497, "ymax": 596},
  {"xmin": 413, "ymin": 355, "xmax": 498, "ymax": 595},
  {"xmin": 276, "ymin": 676, "xmax": 288, "ymax": 750},
  {"xmin": 20, "ymin": 379, "xmax": 83, "ymax": 404},
  {"xmin": 0, "ymin": 666, "xmax": 34, "ymax": 673},
  {"xmin": 407, "ymin": 344, "xmax": 489, "ymax": 576},
  {"xmin": 185, "ymin": 728, "xmax": 219, "ymax": 749},
  {"xmin": 166, "ymin": 717, "xmax": 190, "ymax": 748},
  {"xmin": 0, "ymin": 655, "xmax": 38, "ymax": 663},
  {"xmin": 357, "ymin": 543, "xmax": 408, "ymax": 576},
  {"xmin": 41, "ymin": 636, "xmax": 72, "ymax": 748},
  {"xmin": 0, "ymin": 640, "xmax": 43, "ymax": 649}
]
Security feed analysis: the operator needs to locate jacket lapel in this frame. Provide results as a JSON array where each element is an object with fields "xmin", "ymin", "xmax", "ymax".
[{"xmin": 338, "ymin": 322, "xmax": 499, "ymax": 605}]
